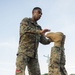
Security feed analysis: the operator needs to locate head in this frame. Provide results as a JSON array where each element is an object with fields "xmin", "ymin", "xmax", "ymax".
[{"xmin": 32, "ymin": 7, "xmax": 42, "ymax": 21}]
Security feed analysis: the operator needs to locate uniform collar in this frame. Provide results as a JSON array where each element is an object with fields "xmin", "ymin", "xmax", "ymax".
[{"xmin": 29, "ymin": 18, "xmax": 38, "ymax": 25}]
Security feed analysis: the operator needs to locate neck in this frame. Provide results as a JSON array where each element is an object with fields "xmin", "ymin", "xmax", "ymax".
[{"xmin": 32, "ymin": 17, "xmax": 37, "ymax": 22}]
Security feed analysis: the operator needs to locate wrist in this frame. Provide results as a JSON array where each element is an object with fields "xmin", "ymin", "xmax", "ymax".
[{"xmin": 39, "ymin": 30, "xmax": 43, "ymax": 34}]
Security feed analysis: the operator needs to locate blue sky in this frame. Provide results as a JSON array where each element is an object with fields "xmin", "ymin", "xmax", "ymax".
[{"xmin": 0, "ymin": 0, "xmax": 75, "ymax": 75}]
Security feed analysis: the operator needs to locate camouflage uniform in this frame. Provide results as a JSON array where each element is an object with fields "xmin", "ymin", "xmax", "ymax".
[
  {"xmin": 48, "ymin": 47, "xmax": 67, "ymax": 75},
  {"xmin": 15, "ymin": 18, "xmax": 50, "ymax": 75}
]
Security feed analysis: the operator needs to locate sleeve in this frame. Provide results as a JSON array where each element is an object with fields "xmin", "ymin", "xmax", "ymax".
[
  {"xmin": 40, "ymin": 35, "xmax": 51, "ymax": 45},
  {"xmin": 20, "ymin": 18, "xmax": 41, "ymax": 35},
  {"xmin": 39, "ymin": 27, "xmax": 51, "ymax": 45}
]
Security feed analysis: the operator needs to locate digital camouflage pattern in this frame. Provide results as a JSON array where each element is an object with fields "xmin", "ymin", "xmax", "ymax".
[
  {"xmin": 18, "ymin": 18, "xmax": 50, "ymax": 57},
  {"xmin": 48, "ymin": 47, "xmax": 67, "ymax": 75},
  {"xmin": 15, "ymin": 17, "xmax": 50, "ymax": 75},
  {"xmin": 46, "ymin": 32, "xmax": 67, "ymax": 75},
  {"xmin": 16, "ymin": 53, "xmax": 41, "ymax": 75}
]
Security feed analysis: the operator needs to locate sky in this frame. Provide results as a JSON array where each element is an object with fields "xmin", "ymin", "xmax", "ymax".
[{"xmin": 0, "ymin": 0, "xmax": 75, "ymax": 75}]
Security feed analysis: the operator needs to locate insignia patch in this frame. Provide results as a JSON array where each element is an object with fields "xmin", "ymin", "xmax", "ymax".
[{"xmin": 16, "ymin": 70, "xmax": 20, "ymax": 73}]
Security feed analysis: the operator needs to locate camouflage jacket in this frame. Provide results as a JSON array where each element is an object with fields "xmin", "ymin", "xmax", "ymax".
[{"xmin": 17, "ymin": 18, "xmax": 50, "ymax": 58}]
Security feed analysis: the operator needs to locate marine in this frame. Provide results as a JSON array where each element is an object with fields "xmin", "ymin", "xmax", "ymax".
[{"xmin": 15, "ymin": 7, "xmax": 51, "ymax": 75}]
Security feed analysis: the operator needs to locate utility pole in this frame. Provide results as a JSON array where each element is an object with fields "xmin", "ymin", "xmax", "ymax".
[{"xmin": 43, "ymin": 54, "xmax": 50, "ymax": 64}]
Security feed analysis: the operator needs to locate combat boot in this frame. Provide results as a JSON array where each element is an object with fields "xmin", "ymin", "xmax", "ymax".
[{"xmin": 46, "ymin": 32, "xmax": 64, "ymax": 47}]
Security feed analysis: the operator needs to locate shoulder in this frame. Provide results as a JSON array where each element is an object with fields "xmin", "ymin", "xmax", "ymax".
[
  {"xmin": 20, "ymin": 17, "xmax": 30, "ymax": 25},
  {"xmin": 22, "ymin": 17, "xmax": 29, "ymax": 22}
]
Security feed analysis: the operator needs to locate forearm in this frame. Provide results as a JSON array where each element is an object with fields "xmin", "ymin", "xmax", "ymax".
[{"xmin": 40, "ymin": 35, "xmax": 51, "ymax": 45}]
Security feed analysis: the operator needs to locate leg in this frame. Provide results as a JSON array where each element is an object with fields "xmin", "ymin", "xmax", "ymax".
[
  {"xmin": 48, "ymin": 32, "xmax": 67, "ymax": 75},
  {"xmin": 50, "ymin": 47, "xmax": 61, "ymax": 65},
  {"xmin": 27, "ymin": 56, "xmax": 41, "ymax": 75},
  {"xmin": 48, "ymin": 47, "xmax": 61, "ymax": 75},
  {"xmin": 15, "ymin": 53, "xmax": 28, "ymax": 75},
  {"xmin": 60, "ymin": 35, "xmax": 68, "ymax": 75},
  {"xmin": 48, "ymin": 64, "xmax": 61, "ymax": 75},
  {"xmin": 60, "ymin": 50, "xmax": 68, "ymax": 75},
  {"xmin": 60, "ymin": 64, "xmax": 68, "ymax": 75}
]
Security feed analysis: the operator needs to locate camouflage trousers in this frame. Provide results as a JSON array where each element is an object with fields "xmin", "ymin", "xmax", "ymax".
[
  {"xmin": 15, "ymin": 53, "xmax": 41, "ymax": 75},
  {"xmin": 48, "ymin": 47, "xmax": 68, "ymax": 75}
]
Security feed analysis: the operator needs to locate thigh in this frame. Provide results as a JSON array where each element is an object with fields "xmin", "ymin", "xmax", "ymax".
[
  {"xmin": 60, "ymin": 65, "xmax": 68, "ymax": 75},
  {"xmin": 48, "ymin": 63, "xmax": 61, "ymax": 75},
  {"xmin": 60, "ymin": 50, "xmax": 66, "ymax": 65},
  {"xmin": 27, "ymin": 57, "xmax": 41, "ymax": 75},
  {"xmin": 48, "ymin": 47, "xmax": 61, "ymax": 75},
  {"xmin": 50, "ymin": 47, "xmax": 61, "ymax": 64},
  {"xmin": 15, "ymin": 53, "xmax": 27, "ymax": 74}
]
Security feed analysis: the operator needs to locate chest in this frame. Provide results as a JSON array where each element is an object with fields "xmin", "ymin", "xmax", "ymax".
[{"xmin": 30, "ymin": 23, "xmax": 41, "ymax": 30}]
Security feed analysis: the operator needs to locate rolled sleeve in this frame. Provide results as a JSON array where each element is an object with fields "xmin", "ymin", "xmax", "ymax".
[{"xmin": 40, "ymin": 35, "xmax": 51, "ymax": 45}]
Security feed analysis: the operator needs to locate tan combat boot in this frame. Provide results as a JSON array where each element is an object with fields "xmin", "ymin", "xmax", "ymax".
[{"xmin": 46, "ymin": 32, "xmax": 65, "ymax": 47}]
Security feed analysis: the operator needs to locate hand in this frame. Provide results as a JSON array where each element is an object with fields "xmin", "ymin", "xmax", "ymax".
[{"xmin": 40, "ymin": 29, "xmax": 50, "ymax": 35}]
